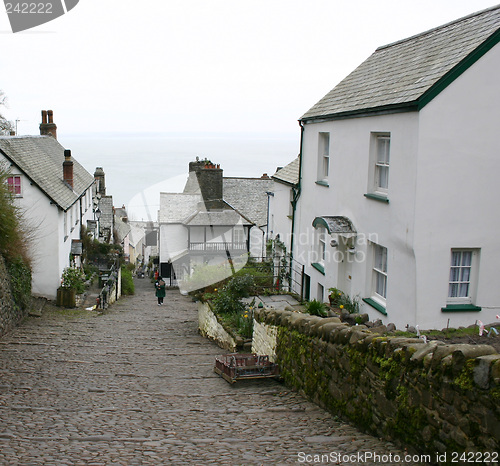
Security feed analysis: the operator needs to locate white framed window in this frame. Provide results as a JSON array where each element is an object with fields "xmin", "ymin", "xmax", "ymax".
[
  {"xmin": 373, "ymin": 244, "xmax": 388, "ymax": 303},
  {"xmin": 318, "ymin": 228, "xmax": 326, "ymax": 265},
  {"xmin": 317, "ymin": 132, "xmax": 330, "ymax": 182},
  {"xmin": 7, "ymin": 175, "xmax": 22, "ymax": 197},
  {"xmin": 368, "ymin": 133, "xmax": 390, "ymax": 196},
  {"xmin": 233, "ymin": 227, "xmax": 246, "ymax": 245},
  {"xmin": 448, "ymin": 249, "xmax": 480, "ymax": 303}
]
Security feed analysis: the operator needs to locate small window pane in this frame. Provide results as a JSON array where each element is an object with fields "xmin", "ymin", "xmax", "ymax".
[{"xmin": 448, "ymin": 250, "xmax": 474, "ymax": 299}]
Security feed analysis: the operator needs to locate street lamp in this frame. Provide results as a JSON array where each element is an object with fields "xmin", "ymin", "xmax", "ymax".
[{"xmin": 94, "ymin": 207, "xmax": 101, "ymax": 238}]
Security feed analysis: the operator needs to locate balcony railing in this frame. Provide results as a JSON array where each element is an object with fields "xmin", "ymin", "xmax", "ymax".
[{"xmin": 189, "ymin": 241, "xmax": 248, "ymax": 252}]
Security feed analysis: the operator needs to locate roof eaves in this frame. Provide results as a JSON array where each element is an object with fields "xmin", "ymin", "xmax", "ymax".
[
  {"xmin": 300, "ymin": 101, "xmax": 419, "ymax": 123},
  {"xmin": 271, "ymin": 176, "xmax": 297, "ymax": 187}
]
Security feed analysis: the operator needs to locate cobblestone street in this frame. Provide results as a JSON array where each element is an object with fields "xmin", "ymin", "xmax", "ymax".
[{"xmin": 0, "ymin": 278, "xmax": 422, "ymax": 465}]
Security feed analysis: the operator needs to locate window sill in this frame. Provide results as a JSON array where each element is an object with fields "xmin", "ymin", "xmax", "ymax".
[
  {"xmin": 315, "ymin": 180, "xmax": 329, "ymax": 187},
  {"xmin": 363, "ymin": 297, "xmax": 387, "ymax": 315},
  {"xmin": 364, "ymin": 193, "xmax": 389, "ymax": 203},
  {"xmin": 441, "ymin": 304, "xmax": 482, "ymax": 312},
  {"xmin": 311, "ymin": 262, "xmax": 325, "ymax": 275}
]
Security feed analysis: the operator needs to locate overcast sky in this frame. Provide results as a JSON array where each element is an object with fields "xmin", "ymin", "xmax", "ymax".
[{"xmin": 0, "ymin": 0, "xmax": 496, "ymax": 137}]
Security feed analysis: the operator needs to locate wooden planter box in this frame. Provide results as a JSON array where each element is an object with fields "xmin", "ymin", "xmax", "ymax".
[{"xmin": 56, "ymin": 287, "xmax": 76, "ymax": 308}]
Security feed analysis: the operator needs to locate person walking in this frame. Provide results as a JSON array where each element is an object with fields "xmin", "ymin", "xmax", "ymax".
[{"xmin": 155, "ymin": 276, "xmax": 166, "ymax": 305}]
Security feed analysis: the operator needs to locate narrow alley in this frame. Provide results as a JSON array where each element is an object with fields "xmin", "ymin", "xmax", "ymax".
[{"xmin": 0, "ymin": 278, "xmax": 420, "ymax": 465}]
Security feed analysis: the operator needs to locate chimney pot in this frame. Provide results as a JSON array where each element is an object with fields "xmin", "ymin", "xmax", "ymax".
[{"xmin": 40, "ymin": 109, "xmax": 57, "ymax": 139}]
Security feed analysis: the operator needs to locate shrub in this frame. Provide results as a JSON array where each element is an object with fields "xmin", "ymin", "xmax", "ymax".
[
  {"xmin": 61, "ymin": 267, "xmax": 86, "ymax": 294},
  {"xmin": 305, "ymin": 299, "xmax": 327, "ymax": 317},
  {"xmin": 328, "ymin": 287, "xmax": 360, "ymax": 314},
  {"xmin": 0, "ymin": 163, "xmax": 31, "ymax": 266},
  {"xmin": 121, "ymin": 266, "xmax": 135, "ymax": 295},
  {"xmin": 6, "ymin": 256, "xmax": 32, "ymax": 311},
  {"xmin": 212, "ymin": 274, "xmax": 255, "ymax": 315}
]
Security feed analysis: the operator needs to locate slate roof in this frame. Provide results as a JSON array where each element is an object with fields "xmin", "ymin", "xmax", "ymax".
[
  {"xmin": 114, "ymin": 216, "xmax": 132, "ymax": 243},
  {"xmin": 312, "ymin": 216, "xmax": 356, "ymax": 237},
  {"xmin": 301, "ymin": 5, "xmax": 500, "ymax": 120},
  {"xmin": 223, "ymin": 177, "xmax": 273, "ymax": 227},
  {"xmin": 159, "ymin": 192, "xmax": 253, "ymax": 227},
  {"xmin": 158, "ymin": 193, "xmax": 203, "ymax": 223},
  {"xmin": 0, "ymin": 135, "xmax": 94, "ymax": 211},
  {"xmin": 272, "ymin": 157, "xmax": 300, "ymax": 186}
]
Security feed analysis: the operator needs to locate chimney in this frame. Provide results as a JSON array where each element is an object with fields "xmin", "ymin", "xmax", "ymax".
[
  {"xmin": 187, "ymin": 159, "xmax": 223, "ymax": 207},
  {"xmin": 63, "ymin": 149, "xmax": 74, "ymax": 189},
  {"xmin": 94, "ymin": 167, "xmax": 106, "ymax": 195},
  {"xmin": 40, "ymin": 109, "xmax": 57, "ymax": 139}
]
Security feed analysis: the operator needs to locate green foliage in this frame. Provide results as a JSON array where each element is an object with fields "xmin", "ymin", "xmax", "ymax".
[
  {"xmin": 0, "ymin": 163, "xmax": 32, "ymax": 310},
  {"xmin": 328, "ymin": 287, "xmax": 360, "ymax": 314},
  {"xmin": 121, "ymin": 266, "xmax": 135, "ymax": 295},
  {"xmin": 0, "ymin": 163, "xmax": 31, "ymax": 266},
  {"xmin": 60, "ymin": 267, "xmax": 86, "ymax": 294},
  {"xmin": 81, "ymin": 227, "xmax": 123, "ymax": 263},
  {"xmin": 305, "ymin": 299, "xmax": 327, "ymax": 317},
  {"xmin": 6, "ymin": 256, "xmax": 31, "ymax": 311}
]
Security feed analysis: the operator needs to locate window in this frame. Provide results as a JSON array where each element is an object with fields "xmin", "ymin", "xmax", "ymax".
[
  {"xmin": 362, "ymin": 243, "xmax": 388, "ymax": 315},
  {"xmin": 375, "ymin": 136, "xmax": 390, "ymax": 192},
  {"xmin": 373, "ymin": 244, "xmax": 388, "ymax": 301},
  {"xmin": 7, "ymin": 175, "xmax": 21, "ymax": 196},
  {"xmin": 318, "ymin": 229, "xmax": 326, "ymax": 265},
  {"xmin": 311, "ymin": 226, "xmax": 327, "ymax": 275},
  {"xmin": 448, "ymin": 249, "xmax": 479, "ymax": 303},
  {"xmin": 366, "ymin": 133, "xmax": 390, "ymax": 200},
  {"xmin": 233, "ymin": 227, "xmax": 246, "ymax": 245},
  {"xmin": 317, "ymin": 132, "xmax": 330, "ymax": 183}
]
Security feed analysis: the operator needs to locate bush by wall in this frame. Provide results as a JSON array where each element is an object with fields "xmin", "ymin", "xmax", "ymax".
[
  {"xmin": 0, "ymin": 164, "xmax": 32, "ymax": 335},
  {"xmin": 252, "ymin": 308, "xmax": 500, "ymax": 457},
  {"xmin": 121, "ymin": 266, "xmax": 134, "ymax": 295}
]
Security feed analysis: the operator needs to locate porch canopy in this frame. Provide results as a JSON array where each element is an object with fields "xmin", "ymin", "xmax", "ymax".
[{"xmin": 312, "ymin": 216, "xmax": 357, "ymax": 238}]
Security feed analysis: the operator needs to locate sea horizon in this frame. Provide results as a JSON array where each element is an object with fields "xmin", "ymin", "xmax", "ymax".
[{"xmin": 59, "ymin": 131, "xmax": 300, "ymax": 221}]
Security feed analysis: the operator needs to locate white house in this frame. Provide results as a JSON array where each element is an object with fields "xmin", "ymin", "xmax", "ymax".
[
  {"xmin": 269, "ymin": 156, "xmax": 300, "ymax": 253},
  {"xmin": 0, "ymin": 111, "xmax": 95, "ymax": 300},
  {"xmin": 293, "ymin": 6, "xmax": 500, "ymax": 329},
  {"xmin": 158, "ymin": 159, "xmax": 277, "ymax": 289}
]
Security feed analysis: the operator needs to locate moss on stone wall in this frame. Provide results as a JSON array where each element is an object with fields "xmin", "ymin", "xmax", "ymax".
[{"xmin": 255, "ymin": 308, "xmax": 500, "ymax": 456}]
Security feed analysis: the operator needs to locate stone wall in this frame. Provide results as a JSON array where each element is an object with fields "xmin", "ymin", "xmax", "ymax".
[
  {"xmin": 253, "ymin": 307, "xmax": 500, "ymax": 455},
  {"xmin": 0, "ymin": 255, "xmax": 26, "ymax": 337},
  {"xmin": 252, "ymin": 319, "xmax": 278, "ymax": 362},
  {"xmin": 198, "ymin": 302, "xmax": 237, "ymax": 351}
]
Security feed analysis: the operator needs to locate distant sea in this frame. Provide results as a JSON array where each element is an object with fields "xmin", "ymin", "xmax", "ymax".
[{"xmin": 59, "ymin": 132, "xmax": 300, "ymax": 221}]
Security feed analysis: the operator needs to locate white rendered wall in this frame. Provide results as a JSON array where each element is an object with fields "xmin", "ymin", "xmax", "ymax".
[
  {"xmin": 159, "ymin": 224, "xmax": 188, "ymax": 263},
  {"xmin": 268, "ymin": 179, "xmax": 294, "ymax": 252},
  {"xmin": 414, "ymin": 42, "xmax": 500, "ymax": 328},
  {"xmin": 295, "ymin": 112, "xmax": 420, "ymax": 327},
  {"xmin": 0, "ymin": 159, "xmax": 93, "ymax": 300}
]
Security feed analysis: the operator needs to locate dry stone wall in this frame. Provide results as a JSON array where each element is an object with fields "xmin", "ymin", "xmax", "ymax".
[
  {"xmin": 252, "ymin": 307, "xmax": 500, "ymax": 456},
  {"xmin": 0, "ymin": 255, "xmax": 26, "ymax": 337},
  {"xmin": 198, "ymin": 302, "xmax": 237, "ymax": 351}
]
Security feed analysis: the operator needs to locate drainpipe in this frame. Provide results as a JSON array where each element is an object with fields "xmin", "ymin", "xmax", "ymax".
[{"xmin": 290, "ymin": 120, "xmax": 304, "ymax": 268}]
